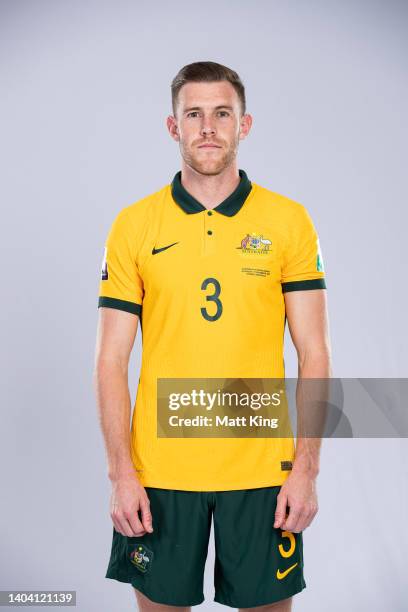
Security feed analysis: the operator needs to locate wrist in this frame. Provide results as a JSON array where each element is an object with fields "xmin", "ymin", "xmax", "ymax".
[
  {"xmin": 291, "ymin": 458, "xmax": 319, "ymax": 479},
  {"xmin": 108, "ymin": 467, "xmax": 137, "ymax": 483}
]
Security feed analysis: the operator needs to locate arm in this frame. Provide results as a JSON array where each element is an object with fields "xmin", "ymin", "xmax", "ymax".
[
  {"xmin": 93, "ymin": 306, "xmax": 153, "ymax": 537},
  {"xmin": 274, "ymin": 289, "xmax": 332, "ymax": 532}
]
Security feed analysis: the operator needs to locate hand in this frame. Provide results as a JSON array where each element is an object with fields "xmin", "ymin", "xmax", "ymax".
[
  {"xmin": 273, "ymin": 470, "xmax": 318, "ymax": 533},
  {"xmin": 110, "ymin": 475, "xmax": 153, "ymax": 537}
]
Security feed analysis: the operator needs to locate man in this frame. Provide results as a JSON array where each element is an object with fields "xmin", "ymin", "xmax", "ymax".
[{"xmin": 94, "ymin": 61, "xmax": 332, "ymax": 611}]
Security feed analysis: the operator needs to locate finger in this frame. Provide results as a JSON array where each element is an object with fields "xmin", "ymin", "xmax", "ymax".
[
  {"xmin": 127, "ymin": 508, "xmax": 148, "ymax": 537},
  {"xmin": 111, "ymin": 506, "xmax": 132, "ymax": 537},
  {"xmin": 281, "ymin": 505, "xmax": 301, "ymax": 532},
  {"xmin": 274, "ymin": 490, "xmax": 288, "ymax": 528},
  {"xmin": 139, "ymin": 496, "xmax": 153, "ymax": 533},
  {"xmin": 112, "ymin": 518, "xmax": 122, "ymax": 535},
  {"xmin": 294, "ymin": 504, "xmax": 318, "ymax": 532},
  {"xmin": 116, "ymin": 509, "xmax": 146, "ymax": 537},
  {"xmin": 291, "ymin": 512, "xmax": 309, "ymax": 533},
  {"xmin": 111, "ymin": 513, "xmax": 129, "ymax": 537}
]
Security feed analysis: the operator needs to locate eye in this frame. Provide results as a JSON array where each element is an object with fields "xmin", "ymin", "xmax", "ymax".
[
  {"xmin": 218, "ymin": 110, "xmax": 230, "ymax": 117},
  {"xmin": 186, "ymin": 111, "xmax": 199, "ymax": 118}
]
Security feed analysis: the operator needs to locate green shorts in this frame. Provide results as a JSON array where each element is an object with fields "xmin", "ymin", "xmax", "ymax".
[{"xmin": 105, "ymin": 485, "xmax": 306, "ymax": 608}]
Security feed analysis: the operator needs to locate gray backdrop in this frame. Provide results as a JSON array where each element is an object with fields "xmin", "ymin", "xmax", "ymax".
[{"xmin": 0, "ymin": 1, "xmax": 407, "ymax": 610}]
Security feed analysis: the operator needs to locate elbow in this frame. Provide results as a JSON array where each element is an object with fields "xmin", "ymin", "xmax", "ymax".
[
  {"xmin": 297, "ymin": 344, "xmax": 333, "ymax": 376},
  {"xmin": 93, "ymin": 354, "xmax": 128, "ymax": 388}
]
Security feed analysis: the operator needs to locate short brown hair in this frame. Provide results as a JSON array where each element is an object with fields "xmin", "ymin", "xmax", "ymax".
[{"xmin": 171, "ymin": 61, "xmax": 246, "ymax": 116}]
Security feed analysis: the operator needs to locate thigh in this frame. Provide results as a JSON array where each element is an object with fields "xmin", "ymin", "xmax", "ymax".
[
  {"xmin": 134, "ymin": 587, "xmax": 191, "ymax": 612},
  {"xmin": 213, "ymin": 486, "xmax": 306, "ymax": 609},
  {"xmin": 105, "ymin": 487, "xmax": 211, "ymax": 607}
]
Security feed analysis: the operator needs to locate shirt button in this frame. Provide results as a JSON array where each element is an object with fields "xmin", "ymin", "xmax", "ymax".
[
  {"xmin": 207, "ymin": 230, "xmax": 213, "ymax": 235},
  {"xmin": 207, "ymin": 211, "xmax": 213, "ymax": 216}
]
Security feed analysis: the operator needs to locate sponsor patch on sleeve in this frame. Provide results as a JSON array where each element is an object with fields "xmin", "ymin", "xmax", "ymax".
[
  {"xmin": 316, "ymin": 239, "xmax": 324, "ymax": 272},
  {"xmin": 101, "ymin": 246, "xmax": 108, "ymax": 280}
]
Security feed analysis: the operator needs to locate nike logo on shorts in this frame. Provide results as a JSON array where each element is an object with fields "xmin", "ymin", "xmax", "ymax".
[{"xmin": 276, "ymin": 562, "xmax": 298, "ymax": 580}]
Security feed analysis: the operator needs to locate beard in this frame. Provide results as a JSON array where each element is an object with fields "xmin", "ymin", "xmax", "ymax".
[{"xmin": 179, "ymin": 135, "xmax": 240, "ymax": 176}]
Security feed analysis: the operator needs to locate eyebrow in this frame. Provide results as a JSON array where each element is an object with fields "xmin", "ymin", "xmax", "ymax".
[{"xmin": 183, "ymin": 105, "xmax": 234, "ymax": 114}]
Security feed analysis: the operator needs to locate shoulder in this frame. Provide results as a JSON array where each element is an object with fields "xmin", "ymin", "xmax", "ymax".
[
  {"xmin": 251, "ymin": 182, "xmax": 314, "ymax": 230},
  {"xmin": 252, "ymin": 182, "xmax": 307, "ymax": 215},
  {"xmin": 104, "ymin": 183, "xmax": 170, "ymax": 252},
  {"xmin": 116, "ymin": 183, "xmax": 169, "ymax": 224}
]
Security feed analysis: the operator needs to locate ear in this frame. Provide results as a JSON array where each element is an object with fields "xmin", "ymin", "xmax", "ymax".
[
  {"xmin": 167, "ymin": 115, "xmax": 180, "ymax": 142},
  {"xmin": 239, "ymin": 113, "xmax": 253, "ymax": 141}
]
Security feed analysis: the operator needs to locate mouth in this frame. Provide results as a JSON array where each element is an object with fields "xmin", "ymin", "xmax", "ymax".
[{"xmin": 197, "ymin": 143, "xmax": 222, "ymax": 149}]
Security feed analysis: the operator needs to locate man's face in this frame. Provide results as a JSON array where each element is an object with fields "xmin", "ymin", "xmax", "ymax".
[{"xmin": 168, "ymin": 81, "xmax": 252, "ymax": 176}]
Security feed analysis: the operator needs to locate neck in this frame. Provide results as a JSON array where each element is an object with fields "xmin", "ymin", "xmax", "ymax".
[{"xmin": 180, "ymin": 161, "xmax": 240, "ymax": 210}]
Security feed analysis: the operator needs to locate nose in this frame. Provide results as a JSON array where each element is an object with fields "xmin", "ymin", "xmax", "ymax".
[{"xmin": 200, "ymin": 117, "xmax": 216, "ymax": 137}]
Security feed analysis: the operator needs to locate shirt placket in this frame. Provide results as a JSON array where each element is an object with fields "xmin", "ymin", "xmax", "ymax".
[{"xmin": 202, "ymin": 209, "xmax": 217, "ymax": 256}]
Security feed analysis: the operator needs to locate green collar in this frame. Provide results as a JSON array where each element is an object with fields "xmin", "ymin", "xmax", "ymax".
[{"xmin": 171, "ymin": 169, "xmax": 252, "ymax": 216}]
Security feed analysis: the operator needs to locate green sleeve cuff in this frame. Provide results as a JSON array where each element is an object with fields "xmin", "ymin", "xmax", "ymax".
[
  {"xmin": 98, "ymin": 296, "xmax": 142, "ymax": 316},
  {"xmin": 282, "ymin": 278, "xmax": 327, "ymax": 293}
]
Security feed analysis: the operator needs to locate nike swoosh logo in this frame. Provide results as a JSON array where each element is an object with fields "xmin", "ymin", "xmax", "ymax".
[
  {"xmin": 152, "ymin": 242, "xmax": 179, "ymax": 255},
  {"xmin": 276, "ymin": 562, "xmax": 298, "ymax": 580}
]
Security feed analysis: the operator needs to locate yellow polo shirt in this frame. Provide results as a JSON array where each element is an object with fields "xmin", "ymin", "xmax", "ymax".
[{"xmin": 98, "ymin": 169, "xmax": 326, "ymax": 491}]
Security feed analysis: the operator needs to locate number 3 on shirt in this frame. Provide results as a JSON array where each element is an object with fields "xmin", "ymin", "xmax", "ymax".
[{"xmin": 201, "ymin": 277, "xmax": 223, "ymax": 322}]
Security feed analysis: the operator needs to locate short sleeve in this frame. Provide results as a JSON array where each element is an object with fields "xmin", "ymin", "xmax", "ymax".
[
  {"xmin": 98, "ymin": 209, "xmax": 143, "ymax": 315},
  {"xmin": 281, "ymin": 204, "xmax": 327, "ymax": 293}
]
